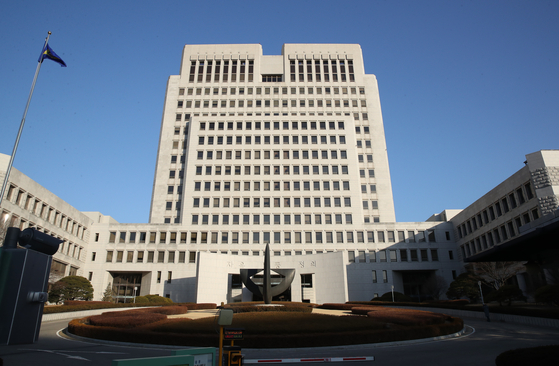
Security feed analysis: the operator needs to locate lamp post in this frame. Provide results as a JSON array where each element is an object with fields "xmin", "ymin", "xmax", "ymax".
[
  {"xmin": 134, "ymin": 286, "xmax": 138, "ymax": 303},
  {"xmin": 391, "ymin": 285, "xmax": 395, "ymax": 302}
]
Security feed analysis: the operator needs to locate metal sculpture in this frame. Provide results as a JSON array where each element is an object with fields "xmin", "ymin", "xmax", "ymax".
[{"xmin": 240, "ymin": 244, "xmax": 295, "ymax": 304}]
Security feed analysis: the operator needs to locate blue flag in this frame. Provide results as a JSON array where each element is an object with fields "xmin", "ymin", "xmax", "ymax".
[{"xmin": 39, "ymin": 44, "xmax": 67, "ymax": 67}]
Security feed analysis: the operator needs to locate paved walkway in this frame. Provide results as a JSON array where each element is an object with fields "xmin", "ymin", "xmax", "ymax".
[{"xmin": 167, "ymin": 308, "xmax": 355, "ymax": 320}]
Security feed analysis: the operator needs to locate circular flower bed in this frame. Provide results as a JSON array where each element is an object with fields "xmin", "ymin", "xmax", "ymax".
[{"xmin": 68, "ymin": 304, "xmax": 463, "ymax": 348}]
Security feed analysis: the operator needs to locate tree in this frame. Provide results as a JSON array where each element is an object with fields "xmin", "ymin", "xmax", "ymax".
[
  {"xmin": 48, "ymin": 275, "xmax": 93, "ymax": 304},
  {"xmin": 534, "ymin": 285, "xmax": 559, "ymax": 306},
  {"xmin": 424, "ymin": 275, "xmax": 448, "ymax": 300},
  {"xmin": 446, "ymin": 272, "xmax": 481, "ymax": 302},
  {"xmin": 102, "ymin": 282, "xmax": 114, "ymax": 302},
  {"xmin": 473, "ymin": 262, "xmax": 524, "ymax": 290},
  {"xmin": 0, "ymin": 215, "xmax": 10, "ymax": 245},
  {"xmin": 485, "ymin": 285, "xmax": 526, "ymax": 306}
]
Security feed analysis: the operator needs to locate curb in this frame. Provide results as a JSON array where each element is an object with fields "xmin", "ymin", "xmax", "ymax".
[
  {"xmin": 59, "ymin": 325, "xmax": 470, "ymax": 351},
  {"xmin": 43, "ymin": 307, "xmax": 153, "ymax": 322}
]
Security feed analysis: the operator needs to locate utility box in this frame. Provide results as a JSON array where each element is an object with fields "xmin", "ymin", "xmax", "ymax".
[
  {"xmin": 222, "ymin": 346, "xmax": 242, "ymax": 366},
  {"xmin": 0, "ymin": 227, "xmax": 61, "ymax": 345}
]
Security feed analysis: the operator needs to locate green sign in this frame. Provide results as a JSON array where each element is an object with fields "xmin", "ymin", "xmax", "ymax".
[{"xmin": 112, "ymin": 355, "xmax": 193, "ymax": 366}]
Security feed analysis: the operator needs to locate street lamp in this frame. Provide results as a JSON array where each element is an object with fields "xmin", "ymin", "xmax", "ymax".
[{"xmin": 134, "ymin": 286, "xmax": 138, "ymax": 303}]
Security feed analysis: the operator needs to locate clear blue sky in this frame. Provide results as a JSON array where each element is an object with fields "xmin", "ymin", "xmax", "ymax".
[{"xmin": 1, "ymin": 1, "xmax": 558, "ymax": 223}]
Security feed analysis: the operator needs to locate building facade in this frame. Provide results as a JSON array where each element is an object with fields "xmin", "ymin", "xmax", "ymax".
[
  {"xmin": 3, "ymin": 44, "xmax": 555, "ymax": 305},
  {"xmin": 1, "ymin": 154, "xmax": 92, "ymax": 283}
]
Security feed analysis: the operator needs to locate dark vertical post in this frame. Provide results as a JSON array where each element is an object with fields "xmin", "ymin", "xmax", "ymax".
[{"xmin": 263, "ymin": 244, "xmax": 272, "ymax": 304}]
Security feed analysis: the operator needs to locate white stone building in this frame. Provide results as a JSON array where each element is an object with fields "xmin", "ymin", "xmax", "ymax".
[
  {"xmin": 2, "ymin": 44, "xmax": 556, "ymax": 304},
  {"xmin": 0, "ymin": 154, "xmax": 92, "ymax": 282}
]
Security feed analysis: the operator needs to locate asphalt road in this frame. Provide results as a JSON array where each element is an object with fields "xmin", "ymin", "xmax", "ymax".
[{"xmin": 1, "ymin": 317, "xmax": 558, "ymax": 366}]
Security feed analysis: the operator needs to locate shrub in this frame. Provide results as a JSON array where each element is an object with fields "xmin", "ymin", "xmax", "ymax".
[
  {"xmin": 367, "ymin": 308, "xmax": 448, "ymax": 326},
  {"xmin": 134, "ymin": 296, "xmax": 150, "ymax": 304},
  {"xmin": 319, "ymin": 303, "xmax": 355, "ymax": 310},
  {"xmin": 495, "ymin": 345, "xmax": 559, "ymax": 366},
  {"xmin": 425, "ymin": 299, "xmax": 470, "ymax": 306},
  {"xmin": 89, "ymin": 312, "xmax": 167, "ymax": 328},
  {"xmin": 485, "ymin": 285, "xmax": 526, "ymax": 306},
  {"xmin": 187, "ymin": 303, "xmax": 217, "ymax": 310},
  {"xmin": 376, "ymin": 292, "xmax": 412, "ymax": 302},
  {"xmin": 145, "ymin": 306, "xmax": 188, "ymax": 315},
  {"xmin": 534, "ymin": 285, "xmax": 559, "ymax": 306},
  {"xmin": 350, "ymin": 306, "xmax": 377, "ymax": 315},
  {"xmin": 64, "ymin": 300, "xmax": 111, "ymax": 306},
  {"xmin": 146, "ymin": 294, "xmax": 173, "ymax": 303},
  {"xmin": 229, "ymin": 305, "xmax": 312, "ymax": 313},
  {"xmin": 69, "ymin": 311, "xmax": 464, "ymax": 348}
]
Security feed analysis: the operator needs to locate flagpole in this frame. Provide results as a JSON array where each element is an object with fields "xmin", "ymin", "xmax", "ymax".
[{"xmin": 0, "ymin": 32, "xmax": 51, "ymax": 208}]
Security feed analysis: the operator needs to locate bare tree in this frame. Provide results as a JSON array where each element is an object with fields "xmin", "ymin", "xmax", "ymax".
[
  {"xmin": 424, "ymin": 275, "xmax": 448, "ymax": 300},
  {"xmin": 473, "ymin": 261, "xmax": 524, "ymax": 290},
  {"xmin": 543, "ymin": 261, "xmax": 559, "ymax": 285},
  {"xmin": 0, "ymin": 214, "xmax": 10, "ymax": 245}
]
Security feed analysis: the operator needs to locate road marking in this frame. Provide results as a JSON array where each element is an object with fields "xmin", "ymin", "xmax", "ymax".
[
  {"xmin": 24, "ymin": 349, "xmax": 91, "ymax": 361},
  {"xmin": 245, "ymin": 356, "xmax": 375, "ymax": 363}
]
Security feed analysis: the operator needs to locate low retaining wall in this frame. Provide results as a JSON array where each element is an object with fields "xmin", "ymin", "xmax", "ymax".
[{"xmin": 42, "ymin": 307, "xmax": 145, "ymax": 322}]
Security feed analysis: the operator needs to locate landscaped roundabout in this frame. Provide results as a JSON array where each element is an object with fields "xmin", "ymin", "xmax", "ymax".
[{"xmin": 67, "ymin": 302, "xmax": 464, "ymax": 348}]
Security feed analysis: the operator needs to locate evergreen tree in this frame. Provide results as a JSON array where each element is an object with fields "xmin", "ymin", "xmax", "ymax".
[
  {"xmin": 446, "ymin": 272, "xmax": 481, "ymax": 302},
  {"xmin": 48, "ymin": 276, "xmax": 93, "ymax": 304},
  {"xmin": 102, "ymin": 282, "xmax": 114, "ymax": 302}
]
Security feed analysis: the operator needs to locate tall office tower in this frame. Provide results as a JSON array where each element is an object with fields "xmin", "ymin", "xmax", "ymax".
[{"xmin": 149, "ymin": 44, "xmax": 395, "ymax": 231}]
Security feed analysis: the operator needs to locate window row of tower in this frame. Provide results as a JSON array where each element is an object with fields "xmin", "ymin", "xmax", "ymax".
[
  {"xmin": 179, "ymin": 86, "xmax": 366, "ymax": 97},
  {"xmin": 190, "ymin": 179, "xmax": 355, "ymax": 192},
  {"xmin": 187, "ymin": 59, "xmax": 356, "ymax": 83},
  {"xmin": 105, "ymin": 228, "xmax": 444, "ymax": 245},
  {"xmin": 192, "ymin": 165, "xmax": 357, "ymax": 176},
  {"xmin": 178, "ymin": 99, "xmax": 368, "ymax": 111},
  {"xmin": 104, "ymin": 229, "xmax": 443, "ymax": 246},
  {"xmin": 191, "ymin": 213, "xmax": 355, "ymax": 226}
]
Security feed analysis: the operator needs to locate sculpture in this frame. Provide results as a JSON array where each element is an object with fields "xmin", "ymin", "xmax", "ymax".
[{"xmin": 239, "ymin": 244, "xmax": 295, "ymax": 304}]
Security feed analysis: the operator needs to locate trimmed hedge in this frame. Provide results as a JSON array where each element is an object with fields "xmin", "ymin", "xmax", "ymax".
[
  {"xmin": 534, "ymin": 285, "xmax": 559, "ymax": 306},
  {"xmin": 367, "ymin": 308, "xmax": 448, "ymax": 326},
  {"xmin": 377, "ymin": 291, "xmax": 413, "ymax": 302},
  {"xmin": 44, "ymin": 302, "xmax": 189, "ymax": 314},
  {"xmin": 89, "ymin": 312, "xmax": 167, "ymax": 328},
  {"xmin": 495, "ymin": 345, "xmax": 559, "ymax": 366},
  {"xmin": 350, "ymin": 306, "xmax": 378, "ymax": 315},
  {"xmin": 225, "ymin": 302, "xmax": 313, "ymax": 313},
  {"xmin": 147, "ymin": 306, "xmax": 189, "ymax": 315},
  {"xmin": 69, "ymin": 311, "xmax": 464, "ymax": 348},
  {"xmin": 134, "ymin": 296, "xmax": 150, "ymax": 304},
  {"xmin": 64, "ymin": 300, "xmax": 112, "ymax": 306},
  {"xmin": 227, "ymin": 305, "xmax": 313, "ymax": 313},
  {"xmin": 185, "ymin": 303, "xmax": 217, "ymax": 310},
  {"xmin": 319, "ymin": 303, "xmax": 356, "ymax": 310},
  {"xmin": 346, "ymin": 300, "xmax": 559, "ymax": 320}
]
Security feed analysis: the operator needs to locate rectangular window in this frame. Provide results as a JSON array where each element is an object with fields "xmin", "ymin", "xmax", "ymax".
[
  {"xmin": 431, "ymin": 249, "xmax": 439, "ymax": 261},
  {"xmin": 400, "ymin": 249, "xmax": 408, "ymax": 261}
]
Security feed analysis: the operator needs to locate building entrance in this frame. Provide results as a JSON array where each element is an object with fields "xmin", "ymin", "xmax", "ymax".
[{"xmin": 111, "ymin": 273, "xmax": 142, "ymax": 303}]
